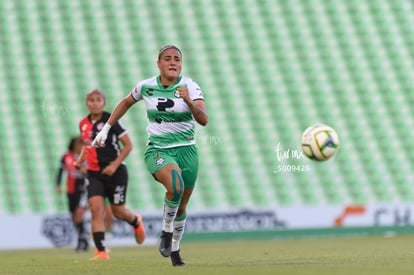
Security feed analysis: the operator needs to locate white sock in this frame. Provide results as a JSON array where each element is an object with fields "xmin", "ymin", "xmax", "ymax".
[
  {"xmin": 162, "ymin": 203, "xmax": 178, "ymax": 233},
  {"xmin": 172, "ymin": 218, "xmax": 186, "ymax": 252}
]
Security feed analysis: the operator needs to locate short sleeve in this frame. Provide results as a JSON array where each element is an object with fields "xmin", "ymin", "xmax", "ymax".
[
  {"xmin": 111, "ymin": 120, "xmax": 128, "ymax": 138},
  {"xmin": 188, "ymin": 79, "xmax": 204, "ymax": 101},
  {"xmin": 130, "ymin": 81, "xmax": 144, "ymax": 101}
]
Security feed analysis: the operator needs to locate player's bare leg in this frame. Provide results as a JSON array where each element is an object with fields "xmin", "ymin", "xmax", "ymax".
[
  {"xmin": 88, "ymin": 195, "xmax": 109, "ymax": 260},
  {"xmin": 104, "ymin": 203, "xmax": 114, "ymax": 233},
  {"xmin": 111, "ymin": 204, "xmax": 145, "ymax": 244}
]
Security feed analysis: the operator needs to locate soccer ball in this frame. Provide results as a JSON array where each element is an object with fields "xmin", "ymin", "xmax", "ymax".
[{"xmin": 301, "ymin": 124, "xmax": 339, "ymax": 161}]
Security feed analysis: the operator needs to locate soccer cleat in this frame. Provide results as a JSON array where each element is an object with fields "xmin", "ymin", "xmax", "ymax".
[
  {"xmin": 89, "ymin": 249, "xmax": 110, "ymax": 261},
  {"xmin": 75, "ymin": 238, "xmax": 89, "ymax": 253},
  {"xmin": 171, "ymin": 250, "xmax": 186, "ymax": 266},
  {"xmin": 134, "ymin": 214, "xmax": 146, "ymax": 245},
  {"xmin": 159, "ymin": 231, "xmax": 173, "ymax": 257}
]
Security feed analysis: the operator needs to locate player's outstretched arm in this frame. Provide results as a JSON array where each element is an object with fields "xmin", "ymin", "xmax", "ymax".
[
  {"xmin": 106, "ymin": 94, "xmax": 137, "ymax": 126},
  {"xmin": 92, "ymin": 94, "xmax": 136, "ymax": 147}
]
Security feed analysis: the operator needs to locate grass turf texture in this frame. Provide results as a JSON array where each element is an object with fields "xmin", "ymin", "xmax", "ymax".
[{"xmin": 1, "ymin": 235, "xmax": 414, "ymax": 275}]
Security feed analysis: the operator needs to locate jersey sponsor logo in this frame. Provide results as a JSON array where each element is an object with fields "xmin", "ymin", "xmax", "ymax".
[
  {"xmin": 81, "ymin": 123, "xmax": 92, "ymax": 144},
  {"xmin": 81, "ymin": 124, "xmax": 88, "ymax": 132},
  {"xmin": 145, "ymin": 88, "xmax": 154, "ymax": 96},
  {"xmin": 156, "ymin": 97, "xmax": 175, "ymax": 111}
]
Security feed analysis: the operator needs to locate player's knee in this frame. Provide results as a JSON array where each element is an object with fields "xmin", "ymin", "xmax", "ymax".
[
  {"xmin": 171, "ymin": 169, "xmax": 184, "ymax": 203},
  {"xmin": 89, "ymin": 200, "xmax": 104, "ymax": 215}
]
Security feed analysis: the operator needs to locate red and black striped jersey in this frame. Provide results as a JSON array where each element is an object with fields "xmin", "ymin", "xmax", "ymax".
[{"xmin": 79, "ymin": 111, "xmax": 128, "ymax": 171}]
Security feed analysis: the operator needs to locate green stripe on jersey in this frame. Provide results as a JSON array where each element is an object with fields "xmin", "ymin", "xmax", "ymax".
[
  {"xmin": 149, "ymin": 128, "xmax": 195, "ymax": 148},
  {"xmin": 147, "ymin": 110, "xmax": 193, "ymax": 123}
]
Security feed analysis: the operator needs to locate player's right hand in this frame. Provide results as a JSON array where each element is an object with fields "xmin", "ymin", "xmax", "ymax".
[
  {"xmin": 91, "ymin": 123, "xmax": 111, "ymax": 147},
  {"xmin": 91, "ymin": 131, "xmax": 108, "ymax": 147}
]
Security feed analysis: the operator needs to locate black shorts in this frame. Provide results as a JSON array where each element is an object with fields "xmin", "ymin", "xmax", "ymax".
[
  {"xmin": 86, "ymin": 165, "xmax": 128, "ymax": 205},
  {"xmin": 67, "ymin": 191, "xmax": 88, "ymax": 213}
]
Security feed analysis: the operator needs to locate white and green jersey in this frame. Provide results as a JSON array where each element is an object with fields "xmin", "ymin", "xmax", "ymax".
[{"xmin": 131, "ymin": 75, "xmax": 204, "ymax": 149}]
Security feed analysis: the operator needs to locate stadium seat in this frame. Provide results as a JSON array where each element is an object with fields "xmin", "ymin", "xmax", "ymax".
[{"xmin": 0, "ymin": 0, "xmax": 413, "ymax": 214}]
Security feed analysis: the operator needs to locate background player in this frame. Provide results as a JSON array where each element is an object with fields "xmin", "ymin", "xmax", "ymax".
[
  {"xmin": 56, "ymin": 136, "xmax": 89, "ymax": 252},
  {"xmin": 92, "ymin": 45, "xmax": 208, "ymax": 266},
  {"xmin": 75, "ymin": 89, "xmax": 145, "ymax": 261}
]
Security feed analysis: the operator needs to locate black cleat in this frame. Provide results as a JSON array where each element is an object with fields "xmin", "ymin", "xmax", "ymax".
[
  {"xmin": 75, "ymin": 238, "xmax": 89, "ymax": 252},
  {"xmin": 171, "ymin": 250, "xmax": 186, "ymax": 266},
  {"xmin": 159, "ymin": 231, "xmax": 173, "ymax": 257}
]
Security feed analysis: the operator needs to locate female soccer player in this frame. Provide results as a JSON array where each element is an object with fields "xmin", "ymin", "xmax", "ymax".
[
  {"xmin": 56, "ymin": 136, "xmax": 89, "ymax": 252},
  {"xmin": 75, "ymin": 89, "xmax": 146, "ymax": 261},
  {"xmin": 92, "ymin": 45, "xmax": 208, "ymax": 266}
]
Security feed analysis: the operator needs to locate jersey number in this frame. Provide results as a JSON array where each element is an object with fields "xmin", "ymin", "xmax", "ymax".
[{"xmin": 156, "ymin": 98, "xmax": 174, "ymax": 111}]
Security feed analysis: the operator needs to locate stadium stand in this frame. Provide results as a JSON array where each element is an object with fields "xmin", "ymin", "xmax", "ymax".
[{"xmin": 0, "ymin": 0, "xmax": 414, "ymax": 214}]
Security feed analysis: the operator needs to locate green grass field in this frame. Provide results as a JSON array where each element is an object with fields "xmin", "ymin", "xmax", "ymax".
[{"xmin": 1, "ymin": 235, "xmax": 413, "ymax": 275}]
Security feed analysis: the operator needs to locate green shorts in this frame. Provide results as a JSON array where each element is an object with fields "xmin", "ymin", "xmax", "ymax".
[{"xmin": 144, "ymin": 145, "xmax": 199, "ymax": 189}]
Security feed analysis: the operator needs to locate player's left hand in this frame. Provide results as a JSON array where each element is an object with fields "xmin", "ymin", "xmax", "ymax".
[
  {"xmin": 102, "ymin": 162, "xmax": 118, "ymax": 176},
  {"xmin": 176, "ymin": 87, "xmax": 191, "ymax": 103}
]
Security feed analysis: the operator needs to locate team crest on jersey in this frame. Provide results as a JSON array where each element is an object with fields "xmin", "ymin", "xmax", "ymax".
[
  {"xmin": 174, "ymin": 90, "xmax": 180, "ymax": 98},
  {"xmin": 96, "ymin": 122, "xmax": 104, "ymax": 131}
]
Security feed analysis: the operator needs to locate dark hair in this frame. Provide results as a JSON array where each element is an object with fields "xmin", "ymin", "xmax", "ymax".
[
  {"xmin": 158, "ymin": 45, "xmax": 182, "ymax": 60},
  {"xmin": 86, "ymin": 89, "xmax": 106, "ymax": 103},
  {"xmin": 68, "ymin": 137, "xmax": 82, "ymax": 151}
]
